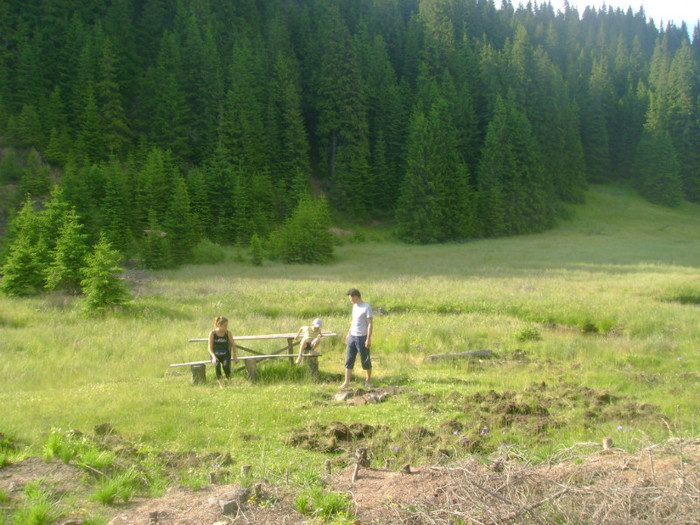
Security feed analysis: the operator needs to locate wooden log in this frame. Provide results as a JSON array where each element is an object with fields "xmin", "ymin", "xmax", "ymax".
[
  {"xmin": 426, "ymin": 350, "xmax": 493, "ymax": 361},
  {"xmin": 191, "ymin": 364, "xmax": 206, "ymax": 385}
]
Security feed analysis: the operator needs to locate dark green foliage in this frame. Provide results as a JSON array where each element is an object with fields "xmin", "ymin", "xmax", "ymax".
[
  {"xmin": 0, "ymin": 149, "xmax": 23, "ymax": 184},
  {"xmin": 0, "ymin": 0, "xmax": 697, "ymax": 259},
  {"xmin": 142, "ymin": 210, "xmax": 170, "ymax": 270},
  {"xmin": 19, "ymin": 149, "xmax": 51, "ymax": 197},
  {"xmin": 271, "ymin": 197, "xmax": 334, "ymax": 264},
  {"xmin": 476, "ymin": 95, "xmax": 554, "ymax": 237},
  {"xmin": 81, "ymin": 234, "xmax": 130, "ymax": 313},
  {"xmin": 164, "ymin": 176, "xmax": 196, "ymax": 266},
  {"xmin": 634, "ymin": 126, "xmax": 683, "ymax": 206},
  {"xmin": 250, "ymin": 233, "xmax": 263, "ymax": 266},
  {"xmin": 396, "ymin": 96, "xmax": 475, "ymax": 244}
]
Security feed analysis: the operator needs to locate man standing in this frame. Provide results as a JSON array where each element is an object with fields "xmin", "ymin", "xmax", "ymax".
[{"xmin": 341, "ymin": 288, "xmax": 373, "ymax": 389}]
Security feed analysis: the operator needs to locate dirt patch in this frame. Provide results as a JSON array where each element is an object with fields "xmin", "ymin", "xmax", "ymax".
[
  {"xmin": 325, "ymin": 438, "xmax": 699, "ymax": 524},
  {"xmin": 4, "ymin": 439, "xmax": 690, "ymax": 524}
]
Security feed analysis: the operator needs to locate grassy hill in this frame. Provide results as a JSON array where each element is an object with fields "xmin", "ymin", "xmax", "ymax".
[{"xmin": 0, "ymin": 184, "xmax": 698, "ymax": 521}]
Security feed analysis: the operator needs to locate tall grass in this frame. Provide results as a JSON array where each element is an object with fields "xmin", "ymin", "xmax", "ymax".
[{"xmin": 0, "ymin": 185, "xmax": 698, "ymax": 473}]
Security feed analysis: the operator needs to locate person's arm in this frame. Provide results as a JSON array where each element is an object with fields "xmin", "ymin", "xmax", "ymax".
[
  {"xmin": 208, "ymin": 331, "xmax": 217, "ymax": 363},
  {"xmin": 365, "ymin": 317, "xmax": 373, "ymax": 348},
  {"xmin": 228, "ymin": 330, "xmax": 237, "ymax": 362},
  {"xmin": 293, "ymin": 327, "xmax": 304, "ymax": 340}
]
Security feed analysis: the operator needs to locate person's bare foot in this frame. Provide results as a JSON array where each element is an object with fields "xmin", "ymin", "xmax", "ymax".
[{"xmin": 339, "ymin": 382, "xmax": 349, "ymax": 388}]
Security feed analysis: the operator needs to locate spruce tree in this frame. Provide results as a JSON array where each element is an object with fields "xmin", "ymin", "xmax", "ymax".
[
  {"xmin": 142, "ymin": 210, "xmax": 170, "ymax": 270},
  {"xmin": 81, "ymin": 234, "xmax": 129, "ymax": 313},
  {"xmin": 163, "ymin": 176, "xmax": 196, "ymax": 266},
  {"xmin": 634, "ymin": 125, "xmax": 683, "ymax": 206},
  {"xmin": 45, "ymin": 209, "xmax": 88, "ymax": 292},
  {"xmin": 0, "ymin": 197, "xmax": 46, "ymax": 295}
]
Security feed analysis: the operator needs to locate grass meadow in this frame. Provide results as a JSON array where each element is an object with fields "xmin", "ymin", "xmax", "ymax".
[{"xmin": 1, "ymin": 184, "xmax": 699, "ymax": 492}]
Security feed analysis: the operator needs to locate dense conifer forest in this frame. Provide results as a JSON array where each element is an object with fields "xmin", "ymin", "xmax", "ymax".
[{"xmin": 0, "ymin": 1, "xmax": 699, "ymax": 288}]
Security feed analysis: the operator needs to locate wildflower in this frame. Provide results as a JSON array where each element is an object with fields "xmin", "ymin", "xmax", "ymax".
[
  {"xmin": 277, "ymin": 449, "xmax": 281, "ymax": 453},
  {"xmin": 480, "ymin": 427, "xmax": 489, "ymax": 436},
  {"xmin": 454, "ymin": 430, "xmax": 459, "ymax": 435},
  {"xmin": 626, "ymin": 428, "xmax": 631, "ymax": 432},
  {"xmin": 617, "ymin": 425, "xmax": 623, "ymax": 431}
]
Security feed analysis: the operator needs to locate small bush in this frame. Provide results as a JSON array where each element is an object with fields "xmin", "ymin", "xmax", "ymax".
[
  {"xmin": 516, "ymin": 325, "xmax": 541, "ymax": 342},
  {"xmin": 11, "ymin": 493, "xmax": 61, "ymax": 525},
  {"xmin": 90, "ymin": 470, "xmax": 139, "ymax": 505},
  {"xmin": 191, "ymin": 239, "xmax": 227, "ymax": 265},
  {"xmin": 42, "ymin": 431, "xmax": 76, "ymax": 464},
  {"xmin": 293, "ymin": 486, "xmax": 353, "ymax": 520}
]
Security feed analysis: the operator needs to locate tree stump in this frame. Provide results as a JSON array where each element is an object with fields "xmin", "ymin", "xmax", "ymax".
[{"xmin": 191, "ymin": 364, "xmax": 206, "ymax": 385}]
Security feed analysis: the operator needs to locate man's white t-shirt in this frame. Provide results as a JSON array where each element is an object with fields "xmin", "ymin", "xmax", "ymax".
[{"xmin": 350, "ymin": 302, "xmax": 373, "ymax": 336}]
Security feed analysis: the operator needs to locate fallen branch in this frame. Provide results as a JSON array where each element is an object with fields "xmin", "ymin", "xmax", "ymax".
[{"xmin": 426, "ymin": 350, "xmax": 493, "ymax": 361}]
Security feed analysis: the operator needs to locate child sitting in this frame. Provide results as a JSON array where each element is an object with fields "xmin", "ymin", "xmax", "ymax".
[{"xmin": 294, "ymin": 318, "xmax": 323, "ymax": 363}]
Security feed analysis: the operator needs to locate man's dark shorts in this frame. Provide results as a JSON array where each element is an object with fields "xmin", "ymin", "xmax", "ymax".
[{"xmin": 346, "ymin": 335, "xmax": 371, "ymax": 370}]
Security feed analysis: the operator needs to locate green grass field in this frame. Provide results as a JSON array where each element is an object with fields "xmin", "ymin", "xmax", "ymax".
[{"xmin": 1, "ymin": 184, "xmax": 699, "ymax": 492}]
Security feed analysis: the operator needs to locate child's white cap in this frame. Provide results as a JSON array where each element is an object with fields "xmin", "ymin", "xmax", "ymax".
[{"xmin": 312, "ymin": 318, "xmax": 322, "ymax": 328}]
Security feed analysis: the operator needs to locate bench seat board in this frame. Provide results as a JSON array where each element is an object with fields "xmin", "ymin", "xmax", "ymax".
[{"xmin": 170, "ymin": 353, "xmax": 322, "ymax": 367}]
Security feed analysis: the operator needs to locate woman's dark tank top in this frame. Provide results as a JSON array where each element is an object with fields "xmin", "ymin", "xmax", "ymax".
[{"xmin": 212, "ymin": 330, "xmax": 230, "ymax": 357}]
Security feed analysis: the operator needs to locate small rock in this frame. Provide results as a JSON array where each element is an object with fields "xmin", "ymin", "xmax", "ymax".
[{"xmin": 219, "ymin": 499, "xmax": 238, "ymax": 515}]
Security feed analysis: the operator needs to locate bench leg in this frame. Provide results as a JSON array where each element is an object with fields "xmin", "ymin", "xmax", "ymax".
[
  {"xmin": 244, "ymin": 359, "xmax": 258, "ymax": 382},
  {"xmin": 307, "ymin": 356, "xmax": 319, "ymax": 379},
  {"xmin": 191, "ymin": 364, "xmax": 207, "ymax": 385},
  {"xmin": 287, "ymin": 337, "xmax": 294, "ymax": 365}
]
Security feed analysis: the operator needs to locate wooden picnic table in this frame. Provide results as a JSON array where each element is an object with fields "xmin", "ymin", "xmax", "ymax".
[{"xmin": 174, "ymin": 331, "xmax": 336, "ymax": 383}]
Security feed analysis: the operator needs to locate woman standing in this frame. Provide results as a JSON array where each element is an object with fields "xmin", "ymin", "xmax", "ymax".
[{"xmin": 208, "ymin": 316, "xmax": 237, "ymax": 388}]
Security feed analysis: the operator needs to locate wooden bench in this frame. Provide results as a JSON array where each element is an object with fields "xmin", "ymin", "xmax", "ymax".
[{"xmin": 171, "ymin": 331, "xmax": 336, "ymax": 383}]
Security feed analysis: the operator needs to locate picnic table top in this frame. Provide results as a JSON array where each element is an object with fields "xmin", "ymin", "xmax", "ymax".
[{"xmin": 188, "ymin": 331, "xmax": 337, "ymax": 342}]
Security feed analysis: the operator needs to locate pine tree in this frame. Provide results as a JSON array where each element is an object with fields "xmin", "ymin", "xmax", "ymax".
[
  {"xmin": 269, "ymin": 51, "xmax": 312, "ymax": 211},
  {"xmin": 396, "ymin": 95, "xmax": 473, "ymax": 244},
  {"xmin": 0, "ymin": 196, "xmax": 46, "ymax": 295},
  {"xmin": 272, "ymin": 196, "xmax": 334, "ymax": 264},
  {"xmin": 81, "ymin": 234, "xmax": 129, "ymax": 313},
  {"xmin": 634, "ymin": 125, "xmax": 683, "ymax": 206},
  {"xmin": 249, "ymin": 232, "xmax": 263, "ymax": 266},
  {"xmin": 142, "ymin": 210, "xmax": 170, "ymax": 270},
  {"xmin": 101, "ymin": 160, "xmax": 134, "ymax": 254},
  {"xmin": 666, "ymin": 41, "xmax": 700, "ymax": 202},
  {"xmin": 581, "ymin": 57, "xmax": 613, "ymax": 182},
  {"xmin": 45, "ymin": 208, "xmax": 88, "ymax": 292},
  {"xmin": 315, "ymin": 3, "xmax": 371, "ymax": 218},
  {"xmin": 19, "ymin": 149, "xmax": 51, "ymax": 197},
  {"xmin": 96, "ymin": 36, "xmax": 131, "ymax": 157},
  {"xmin": 146, "ymin": 30, "xmax": 191, "ymax": 159},
  {"xmin": 0, "ymin": 235, "xmax": 46, "ymax": 296},
  {"xmin": 163, "ymin": 176, "xmax": 196, "ymax": 266}
]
